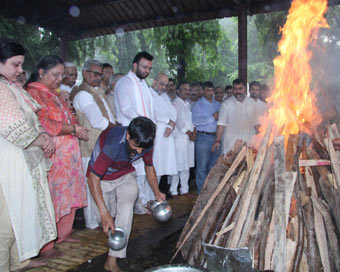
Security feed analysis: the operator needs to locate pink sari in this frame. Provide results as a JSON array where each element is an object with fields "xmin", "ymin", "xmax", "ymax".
[{"xmin": 26, "ymin": 82, "xmax": 87, "ymax": 223}]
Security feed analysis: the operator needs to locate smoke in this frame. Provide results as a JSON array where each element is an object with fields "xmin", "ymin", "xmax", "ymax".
[{"xmin": 309, "ymin": 5, "xmax": 340, "ymax": 126}]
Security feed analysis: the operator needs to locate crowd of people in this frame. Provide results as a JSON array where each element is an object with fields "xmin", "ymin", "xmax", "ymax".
[{"xmin": 0, "ymin": 37, "xmax": 273, "ymax": 272}]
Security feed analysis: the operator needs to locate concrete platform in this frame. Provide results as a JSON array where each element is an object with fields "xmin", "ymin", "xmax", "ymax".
[{"xmin": 28, "ymin": 193, "xmax": 196, "ymax": 271}]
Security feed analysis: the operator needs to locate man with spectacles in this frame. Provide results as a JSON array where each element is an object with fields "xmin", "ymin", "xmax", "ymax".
[
  {"xmin": 70, "ymin": 59, "xmax": 117, "ymax": 229},
  {"xmin": 114, "ymin": 51, "xmax": 158, "ymax": 214}
]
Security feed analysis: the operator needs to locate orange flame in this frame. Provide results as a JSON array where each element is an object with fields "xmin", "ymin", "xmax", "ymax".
[{"xmin": 265, "ymin": 0, "xmax": 329, "ymax": 139}]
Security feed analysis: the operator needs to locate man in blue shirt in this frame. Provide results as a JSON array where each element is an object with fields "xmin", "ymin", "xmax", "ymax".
[
  {"xmin": 192, "ymin": 81, "xmax": 221, "ymax": 193},
  {"xmin": 87, "ymin": 117, "xmax": 166, "ymax": 272}
]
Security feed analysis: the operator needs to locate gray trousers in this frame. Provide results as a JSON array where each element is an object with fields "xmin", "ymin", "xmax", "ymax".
[{"xmin": 93, "ymin": 172, "xmax": 139, "ymax": 258}]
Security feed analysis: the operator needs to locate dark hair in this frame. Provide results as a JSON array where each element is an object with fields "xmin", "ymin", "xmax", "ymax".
[
  {"xmin": 127, "ymin": 117, "xmax": 156, "ymax": 149},
  {"xmin": 232, "ymin": 78, "xmax": 246, "ymax": 86},
  {"xmin": 249, "ymin": 81, "xmax": 261, "ymax": 89},
  {"xmin": 168, "ymin": 78, "xmax": 175, "ymax": 83},
  {"xmin": 132, "ymin": 51, "xmax": 153, "ymax": 64},
  {"xmin": 177, "ymin": 81, "xmax": 189, "ymax": 90},
  {"xmin": 26, "ymin": 55, "xmax": 64, "ymax": 85},
  {"xmin": 0, "ymin": 38, "xmax": 25, "ymax": 63},
  {"xmin": 190, "ymin": 82, "xmax": 202, "ymax": 88},
  {"xmin": 103, "ymin": 63, "xmax": 113, "ymax": 69},
  {"xmin": 203, "ymin": 81, "xmax": 214, "ymax": 89},
  {"xmin": 225, "ymin": 85, "xmax": 232, "ymax": 91},
  {"xmin": 261, "ymin": 83, "xmax": 269, "ymax": 91}
]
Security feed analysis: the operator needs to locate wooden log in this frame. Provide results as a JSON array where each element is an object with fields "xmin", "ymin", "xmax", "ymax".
[
  {"xmin": 302, "ymin": 198, "xmax": 322, "ymax": 272},
  {"xmin": 273, "ymin": 136, "xmax": 286, "ymax": 272},
  {"xmin": 228, "ymin": 124, "xmax": 272, "ymax": 248},
  {"xmin": 310, "ymin": 198, "xmax": 331, "ymax": 272},
  {"xmin": 238, "ymin": 144, "xmax": 275, "ymax": 246},
  {"xmin": 186, "ymin": 181, "xmax": 236, "ymax": 265},
  {"xmin": 299, "ymin": 252, "xmax": 310, "ymax": 272},
  {"xmin": 284, "ymin": 172, "xmax": 297, "ymax": 227},
  {"xmin": 207, "ymin": 189, "xmax": 236, "ymax": 244},
  {"xmin": 177, "ymin": 141, "xmax": 245, "ymax": 255},
  {"xmin": 328, "ymin": 123, "xmax": 340, "ymax": 138},
  {"xmin": 306, "ymin": 147, "xmax": 331, "ymax": 180},
  {"xmin": 286, "ymin": 239, "xmax": 297, "ymax": 272},
  {"xmin": 299, "ymin": 159, "xmax": 330, "ymax": 167},
  {"xmin": 246, "ymin": 146, "xmax": 255, "ymax": 173},
  {"xmin": 264, "ymin": 208, "xmax": 275, "ymax": 270},
  {"xmin": 305, "ymin": 167, "xmax": 331, "ymax": 272},
  {"xmin": 292, "ymin": 184, "xmax": 305, "ymax": 272},
  {"xmin": 248, "ymin": 211, "xmax": 264, "ymax": 250},
  {"xmin": 213, "ymin": 170, "xmax": 248, "ymax": 246},
  {"xmin": 176, "ymin": 152, "xmax": 230, "ymax": 259},
  {"xmin": 286, "ymin": 134, "xmax": 299, "ymax": 171},
  {"xmin": 313, "ymin": 197, "xmax": 340, "ymax": 272},
  {"xmin": 324, "ymin": 135, "xmax": 340, "ymax": 190},
  {"xmin": 171, "ymin": 145, "xmax": 247, "ymax": 262},
  {"xmin": 258, "ymin": 175, "xmax": 275, "ymax": 271},
  {"xmin": 318, "ymin": 176, "xmax": 340, "ymax": 232}
]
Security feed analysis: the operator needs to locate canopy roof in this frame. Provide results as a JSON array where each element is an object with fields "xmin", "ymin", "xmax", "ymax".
[{"xmin": 2, "ymin": 0, "xmax": 340, "ymax": 41}]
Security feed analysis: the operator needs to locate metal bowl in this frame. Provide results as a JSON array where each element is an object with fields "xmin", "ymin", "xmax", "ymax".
[
  {"xmin": 108, "ymin": 227, "xmax": 127, "ymax": 251},
  {"xmin": 144, "ymin": 264, "xmax": 208, "ymax": 272},
  {"xmin": 151, "ymin": 201, "xmax": 172, "ymax": 223}
]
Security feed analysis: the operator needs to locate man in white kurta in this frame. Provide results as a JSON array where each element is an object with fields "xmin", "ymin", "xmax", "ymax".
[
  {"xmin": 114, "ymin": 51, "xmax": 157, "ymax": 214},
  {"xmin": 59, "ymin": 62, "xmax": 77, "ymax": 109},
  {"xmin": 106, "ymin": 73, "xmax": 123, "ymax": 116},
  {"xmin": 249, "ymin": 81, "xmax": 267, "ymax": 120},
  {"xmin": 212, "ymin": 78, "xmax": 258, "ymax": 155},
  {"xmin": 60, "ymin": 62, "xmax": 78, "ymax": 94},
  {"xmin": 150, "ymin": 73, "xmax": 177, "ymax": 181},
  {"xmin": 71, "ymin": 60, "xmax": 116, "ymax": 229},
  {"xmin": 170, "ymin": 82, "xmax": 195, "ymax": 196}
]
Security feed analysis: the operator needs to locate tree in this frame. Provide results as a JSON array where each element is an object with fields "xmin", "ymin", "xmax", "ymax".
[{"xmin": 152, "ymin": 20, "xmax": 226, "ymax": 83}]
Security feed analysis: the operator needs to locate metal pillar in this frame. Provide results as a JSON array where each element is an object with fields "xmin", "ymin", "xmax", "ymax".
[
  {"xmin": 238, "ymin": 8, "xmax": 247, "ymax": 83},
  {"xmin": 60, "ymin": 36, "xmax": 69, "ymax": 61}
]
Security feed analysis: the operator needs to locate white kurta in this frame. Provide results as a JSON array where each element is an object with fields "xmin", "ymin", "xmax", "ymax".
[
  {"xmin": 73, "ymin": 90, "xmax": 116, "ymax": 129},
  {"xmin": 114, "ymin": 71, "xmax": 156, "ymax": 214},
  {"xmin": 254, "ymin": 98, "xmax": 268, "ymax": 120},
  {"xmin": 114, "ymin": 71, "xmax": 156, "ymax": 176},
  {"xmin": 218, "ymin": 96, "xmax": 258, "ymax": 154},
  {"xmin": 114, "ymin": 71, "xmax": 155, "ymax": 126},
  {"xmin": 150, "ymin": 88, "xmax": 177, "ymax": 176},
  {"xmin": 60, "ymin": 84, "xmax": 72, "ymax": 93},
  {"xmin": 73, "ymin": 89, "xmax": 116, "ymax": 229},
  {"xmin": 172, "ymin": 97, "xmax": 195, "ymax": 171}
]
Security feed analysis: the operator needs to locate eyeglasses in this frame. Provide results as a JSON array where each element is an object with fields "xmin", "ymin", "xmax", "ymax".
[{"xmin": 86, "ymin": 70, "xmax": 103, "ymax": 78}]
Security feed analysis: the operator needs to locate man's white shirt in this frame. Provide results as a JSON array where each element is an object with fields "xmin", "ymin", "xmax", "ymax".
[{"xmin": 218, "ymin": 96, "xmax": 258, "ymax": 154}]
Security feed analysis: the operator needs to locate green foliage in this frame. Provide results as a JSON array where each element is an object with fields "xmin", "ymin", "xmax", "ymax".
[
  {"xmin": 0, "ymin": 16, "xmax": 107, "ymax": 71},
  {"xmin": 254, "ymin": 11, "xmax": 287, "ymax": 62},
  {"xmin": 152, "ymin": 20, "xmax": 226, "ymax": 83},
  {"xmin": 0, "ymin": 16, "xmax": 59, "ymax": 71},
  {"xmin": 247, "ymin": 16, "xmax": 276, "ymax": 84},
  {"xmin": 8, "ymin": 7, "xmax": 337, "ymax": 89}
]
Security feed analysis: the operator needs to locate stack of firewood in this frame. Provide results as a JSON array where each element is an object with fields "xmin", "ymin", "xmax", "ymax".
[{"xmin": 172, "ymin": 123, "xmax": 340, "ymax": 272}]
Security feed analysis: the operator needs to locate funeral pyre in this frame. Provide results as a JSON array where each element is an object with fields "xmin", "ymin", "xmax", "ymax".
[{"xmin": 173, "ymin": 0, "xmax": 340, "ymax": 271}]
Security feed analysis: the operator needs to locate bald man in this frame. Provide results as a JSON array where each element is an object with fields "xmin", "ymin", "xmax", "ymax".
[{"xmin": 150, "ymin": 73, "xmax": 177, "ymax": 182}]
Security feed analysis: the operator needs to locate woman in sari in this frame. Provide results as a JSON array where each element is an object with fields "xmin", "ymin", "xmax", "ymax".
[
  {"xmin": 0, "ymin": 39, "xmax": 57, "ymax": 271},
  {"xmin": 26, "ymin": 55, "xmax": 88, "ymax": 258}
]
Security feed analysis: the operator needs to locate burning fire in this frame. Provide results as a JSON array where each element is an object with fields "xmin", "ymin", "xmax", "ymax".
[{"xmin": 265, "ymin": 0, "xmax": 329, "ymax": 139}]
